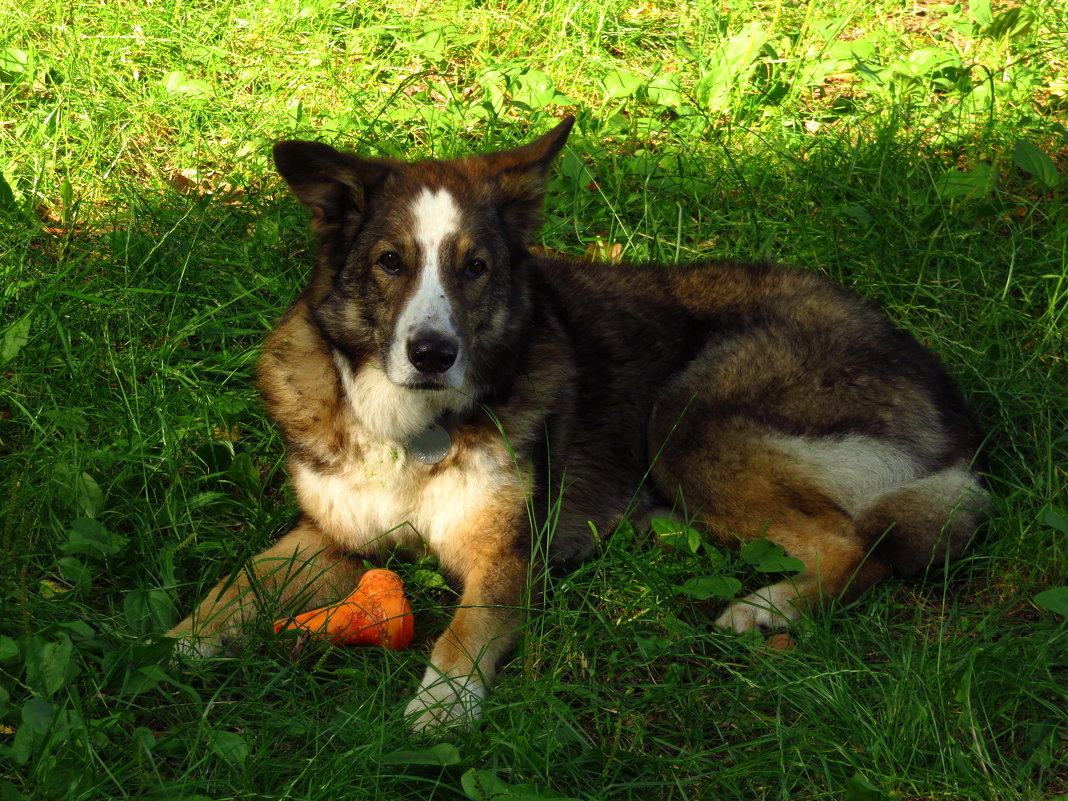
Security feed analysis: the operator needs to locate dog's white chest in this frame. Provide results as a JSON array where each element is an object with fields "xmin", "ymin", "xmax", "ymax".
[{"xmin": 290, "ymin": 432, "xmax": 516, "ymax": 557}]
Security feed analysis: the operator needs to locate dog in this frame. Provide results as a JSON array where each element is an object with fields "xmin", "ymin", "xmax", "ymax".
[{"xmin": 167, "ymin": 116, "xmax": 988, "ymax": 733}]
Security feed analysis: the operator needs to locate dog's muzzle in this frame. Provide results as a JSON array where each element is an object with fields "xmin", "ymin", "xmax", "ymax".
[{"xmin": 407, "ymin": 334, "xmax": 458, "ymax": 375}]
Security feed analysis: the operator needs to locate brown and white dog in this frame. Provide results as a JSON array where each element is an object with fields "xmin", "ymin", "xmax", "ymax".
[{"xmin": 168, "ymin": 116, "xmax": 988, "ymax": 733}]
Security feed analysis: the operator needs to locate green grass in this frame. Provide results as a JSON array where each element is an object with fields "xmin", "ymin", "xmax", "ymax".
[{"xmin": 1, "ymin": 0, "xmax": 1066, "ymax": 798}]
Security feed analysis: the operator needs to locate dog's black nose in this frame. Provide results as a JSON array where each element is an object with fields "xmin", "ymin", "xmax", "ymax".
[{"xmin": 407, "ymin": 336, "xmax": 458, "ymax": 374}]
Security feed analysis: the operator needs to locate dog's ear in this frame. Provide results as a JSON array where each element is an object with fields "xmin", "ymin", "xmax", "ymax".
[
  {"xmin": 477, "ymin": 116, "xmax": 575, "ymax": 243},
  {"xmin": 273, "ymin": 141, "xmax": 389, "ymax": 238}
]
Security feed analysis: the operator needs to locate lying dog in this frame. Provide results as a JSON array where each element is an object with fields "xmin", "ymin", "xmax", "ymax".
[{"xmin": 168, "ymin": 116, "xmax": 988, "ymax": 732}]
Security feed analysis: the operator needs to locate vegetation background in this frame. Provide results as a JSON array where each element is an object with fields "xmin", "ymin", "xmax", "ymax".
[{"xmin": 1, "ymin": 0, "xmax": 1065, "ymax": 798}]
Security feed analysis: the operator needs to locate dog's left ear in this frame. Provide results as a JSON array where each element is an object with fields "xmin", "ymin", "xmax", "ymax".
[{"xmin": 477, "ymin": 116, "xmax": 575, "ymax": 243}]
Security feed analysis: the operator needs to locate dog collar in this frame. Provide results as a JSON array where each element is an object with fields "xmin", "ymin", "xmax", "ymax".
[{"xmin": 407, "ymin": 422, "xmax": 452, "ymax": 465}]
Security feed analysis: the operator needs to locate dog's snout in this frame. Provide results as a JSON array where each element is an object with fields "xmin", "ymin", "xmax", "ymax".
[{"xmin": 408, "ymin": 335, "xmax": 458, "ymax": 374}]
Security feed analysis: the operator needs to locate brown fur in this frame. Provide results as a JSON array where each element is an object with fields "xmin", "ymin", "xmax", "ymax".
[{"xmin": 168, "ymin": 117, "xmax": 988, "ymax": 732}]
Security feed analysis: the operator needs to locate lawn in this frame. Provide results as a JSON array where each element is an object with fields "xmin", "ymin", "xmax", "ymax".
[{"xmin": 1, "ymin": 0, "xmax": 1066, "ymax": 799}]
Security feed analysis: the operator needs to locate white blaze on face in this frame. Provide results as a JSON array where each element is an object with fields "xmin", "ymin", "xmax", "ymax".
[{"xmin": 387, "ymin": 186, "xmax": 466, "ymax": 387}]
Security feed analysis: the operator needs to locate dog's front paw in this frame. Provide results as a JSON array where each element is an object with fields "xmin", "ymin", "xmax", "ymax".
[
  {"xmin": 169, "ymin": 632, "xmax": 228, "ymax": 659},
  {"xmin": 713, "ymin": 585, "xmax": 800, "ymax": 634},
  {"xmin": 166, "ymin": 619, "xmax": 231, "ymax": 659},
  {"xmin": 404, "ymin": 667, "xmax": 486, "ymax": 735}
]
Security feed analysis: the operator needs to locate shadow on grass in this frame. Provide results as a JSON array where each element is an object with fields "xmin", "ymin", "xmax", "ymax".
[{"xmin": 1, "ymin": 120, "xmax": 1065, "ymax": 800}]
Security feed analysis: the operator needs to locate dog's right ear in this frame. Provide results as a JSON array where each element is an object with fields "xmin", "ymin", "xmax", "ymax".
[{"xmin": 273, "ymin": 141, "xmax": 389, "ymax": 237}]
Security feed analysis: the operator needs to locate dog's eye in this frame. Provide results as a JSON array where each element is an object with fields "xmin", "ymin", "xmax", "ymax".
[
  {"xmin": 464, "ymin": 258, "xmax": 488, "ymax": 279},
  {"xmin": 376, "ymin": 251, "xmax": 403, "ymax": 275}
]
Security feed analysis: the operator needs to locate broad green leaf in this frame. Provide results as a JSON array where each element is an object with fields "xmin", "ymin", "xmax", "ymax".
[
  {"xmin": 412, "ymin": 568, "xmax": 449, "ymax": 590},
  {"xmin": 933, "ymin": 163, "xmax": 990, "ymax": 200},
  {"xmin": 22, "ymin": 698, "xmax": 58, "ymax": 730},
  {"xmin": 752, "ymin": 554, "xmax": 805, "ymax": 573},
  {"xmin": 61, "ymin": 517, "xmax": 127, "ymax": 558},
  {"xmin": 893, "ymin": 47, "xmax": 959, "ymax": 78},
  {"xmin": 1020, "ymin": 722, "xmax": 1058, "ymax": 775},
  {"xmin": 740, "ymin": 538, "xmax": 780, "ymax": 566},
  {"xmin": 512, "ymin": 69, "xmax": 559, "ymax": 108},
  {"xmin": 560, "ymin": 148, "xmax": 594, "ymax": 186},
  {"xmin": 676, "ymin": 575, "xmax": 741, "ymax": 600},
  {"xmin": 0, "ymin": 636, "xmax": 18, "ymax": 664},
  {"xmin": 1042, "ymin": 506, "xmax": 1068, "ymax": 535},
  {"xmin": 648, "ymin": 73, "xmax": 682, "ymax": 106},
  {"xmin": 207, "ymin": 729, "xmax": 248, "ymax": 765},
  {"xmin": 0, "ymin": 171, "xmax": 16, "ymax": 211},
  {"xmin": 124, "ymin": 589, "xmax": 178, "ymax": 635},
  {"xmin": 740, "ymin": 539, "xmax": 804, "ymax": 572},
  {"xmin": 603, "ymin": 69, "xmax": 643, "ymax": 99},
  {"xmin": 121, "ymin": 665, "xmax": 171, "ymax": 696},
  {"xmin": 1, "ymin": 314, "xmax": 31, "ymax": 364},
  {"xmin": 462, "ymin": 768, "xmax": 510, "ymax": 799},
  {"xmin": 722, "ymin": 22, "xmax": 767, "ymax": 74},
  {"xmin": 25, "ymin": 634, "xmax": 77, "ymax": 696},
  {"xmin": 676, "ymin": 37, "xmax": 702, "ymax": 63},
  {"xmin": 57, "ymin": 556, "xmax": 93, "ymax": 592},
  {"xmin": 795, "ymin": 58, "xmax": 841, "ymax": 90},
  {"xmin": 986, "ymin": 7, "xmax": 1038, "ymax": 43},
  {"xmin": 12, "ymin": 698, "xmax": 55, "ymax": 764},
  {"xmin": 652, "ymin": 517, "xmax": 702, "ymax": 556},
  {"xmin": 57, "ymin": 620, "xmax": 95, "ymax": 640},
  {"xmin": 53, "ymin": 465, "xmax": 105, "ymax": 517},
  {"xmin": 695, "ymin": 19, "xmax": 768, "ymax": 109},
  {"xmin": 836, "ymin": 205, "xmax": 872, "ymax": 224},
  {"xmin": 186, "ymin": 491, "xmax": 228, "ymax": 511},
  {"xmin": 460, "ymin": 768, "xmax": 583, "ymax": 800},
  {"xmin": 381, "ymin": 743, "xmax": 462, "ymax": 766},
  {"xmin": 45, "ymin": 409, "xmax": 88, "ymax": 434},
  {"xmin": 845, "ymin": 772, "xmax": 890, "ymax": 801},
  {"xmin": 131, "ymin": 726, "xmax": 156, "ymax": 755},
  {"xmin": 227, "ymin": 451, "xmax": 261, "ymax": 495},
  {"xmin": 635, "ymin": 634, "xmax": 674, "ymax": 656},
  {"xmin": 410, "ymin": 26, "xmax": 451, "ymax": 61},
  {"xmin": 1032, "ymin": 587, "xmax": 1068, "ymax": 618},
  {"xmin": 58, "ymin": 178, "xmax": 74, "ymax": 221},
  {"xmin": 969, "ymin": 0, "xmax": 992, "ymax": 26},
  {"xmin": 696, "ymin": 64, "xmax": 731, "ymax": 111},
  {"xmin": 1014, "ymin": 139, "xmax": 1061, "ymax": 190},
  {"xmin": 694, "ymin": 22, "xmax": 769, "ymax": 111},
  {"xmin": 161, "ymin": 70, "xmax": 212, "ymax": 98},
  {"xmin": 0, "ymin": 48, "xmax": 29, "ymax": 83}
]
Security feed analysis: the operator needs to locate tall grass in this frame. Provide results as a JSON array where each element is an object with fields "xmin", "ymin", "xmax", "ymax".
[{"xmin": 1, "ymin": 0, "xmax": 1065, "ymax": 798}]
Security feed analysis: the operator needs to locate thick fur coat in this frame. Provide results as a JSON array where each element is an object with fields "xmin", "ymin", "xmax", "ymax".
[{"xmin": 168, "ymin": 117, "xmax": 988, "ymax": 732}]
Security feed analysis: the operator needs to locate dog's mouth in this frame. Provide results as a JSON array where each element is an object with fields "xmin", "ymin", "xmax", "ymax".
[{"xmin": 402, "ymin": 375, "xmax": 452, "ymax": 392}]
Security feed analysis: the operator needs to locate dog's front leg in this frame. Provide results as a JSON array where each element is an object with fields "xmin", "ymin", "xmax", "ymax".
[
  {"xmin": 405, "ymin": 548, "xmax": 529, "ymax": 734},
  {"xmin": 167, "ymin": 517, "xmax": 364, "ymax": 656}
]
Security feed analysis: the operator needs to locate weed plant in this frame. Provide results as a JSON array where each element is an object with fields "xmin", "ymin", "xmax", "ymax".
[{"xmin": 1, "ymin": 0, "xmax": 1066, "ymax": 799}]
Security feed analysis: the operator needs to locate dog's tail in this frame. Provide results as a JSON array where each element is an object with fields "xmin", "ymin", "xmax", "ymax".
[{"xmin": 857, "ymin": 464, "xmax": 989, "ymax": 576}]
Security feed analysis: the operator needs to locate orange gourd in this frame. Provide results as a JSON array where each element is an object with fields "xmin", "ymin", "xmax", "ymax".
[{"xmin": 273, "ymin": 568, "xmax": 414, "ymax": 650}]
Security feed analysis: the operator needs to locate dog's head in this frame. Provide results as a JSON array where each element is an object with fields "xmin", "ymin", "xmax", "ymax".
[{"xmin": 273, "ymin": 117, "xmax": 574, "ymax": 399}]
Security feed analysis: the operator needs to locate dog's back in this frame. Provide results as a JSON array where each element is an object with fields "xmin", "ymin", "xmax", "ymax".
[{"xmin": 515, "ymin": 254, "xmax": 986, "ymax": 631}]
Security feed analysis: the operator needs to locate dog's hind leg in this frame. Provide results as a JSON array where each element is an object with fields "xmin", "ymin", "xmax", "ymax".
[
  {"xmin": 696, "ymin": 453, "xmax": 985, "ymax": 633},
  {"xmin": 859, "ymin": 465, "xmax": 988, "ymax": 576},
  {"xmin": 649, "ymin": 415, "xmax": 893, "ymax": 634},
  {"xmin": 167, "ymin": 516, "xmax": 365, "ymax": 656},
  {"xmin": 709, "ymin": 512, "xmax": 892, "ymax": 634},
  {"xmin": 718, "ymin": 466, "xmax": 987, "ymax": 632}
]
